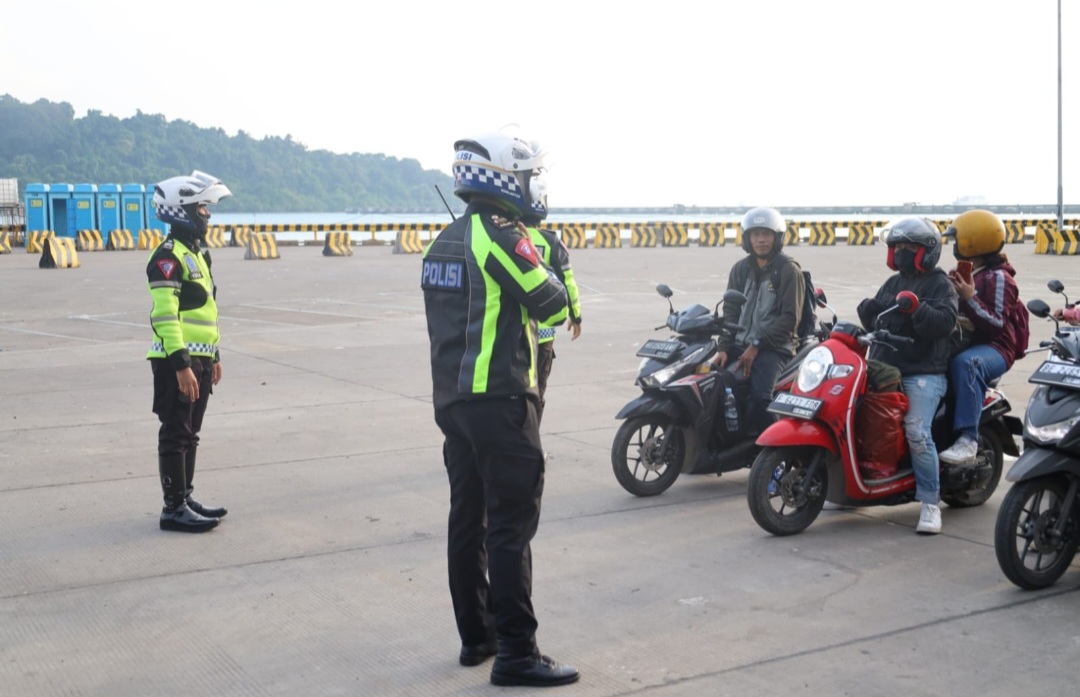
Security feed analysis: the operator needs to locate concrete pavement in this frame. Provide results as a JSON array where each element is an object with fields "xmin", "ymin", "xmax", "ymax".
[{"xmin": 1, "ymin": 241, "xmax": 1078, "ymax": 696}]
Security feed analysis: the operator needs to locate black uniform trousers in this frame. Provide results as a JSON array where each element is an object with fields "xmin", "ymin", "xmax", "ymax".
[
  {"xmin": 434, "ymin": 394, "xmax": 545, "ymax": 658},
  {"xmin": 151, "ymin": 356, "xmax": 215, "ymax": 456}
]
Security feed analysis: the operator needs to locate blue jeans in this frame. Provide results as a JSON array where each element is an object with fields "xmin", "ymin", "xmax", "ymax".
[
  {"xmin": 949, "ymin": 345, "xmax": 1008, "ymax": 441},
  {"xmin": 901, "ymin": 374, "xmax": 948, "ymax": 504}
]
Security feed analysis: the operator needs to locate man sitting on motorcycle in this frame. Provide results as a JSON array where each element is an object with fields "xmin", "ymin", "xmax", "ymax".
[
  {"xmin": 857, "ymin": 218, "xmax": 959, "ymax": 535},
  {"xmin": 937, "ymin": 210, "xmax": 1023, "ymax": 465},
  {"xmin": 714, "ymin": 207, "xmax": 805, "ymax": 436}
]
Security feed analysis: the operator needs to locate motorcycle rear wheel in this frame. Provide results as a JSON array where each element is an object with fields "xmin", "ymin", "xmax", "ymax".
[
  {"xmin": 941, "ymin": 427, "xmax": 1004, "ymax": 508},
  {"xmin": 611, "ymin": 415, "xmax": 686, "ymax": 497},
  {"xmin": 994, "ymin": 476, "xmax": 1079, "ymax": 590},
  {"xmin": 747, "ymin": 446, "xmax": 827, "ymax": 536}
]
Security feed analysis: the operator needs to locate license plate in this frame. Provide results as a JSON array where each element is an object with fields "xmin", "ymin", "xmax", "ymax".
[
  {"xmin": 637, "ymin": 339, "xmax": 682, "ymax": 360},
  {"xmin": 767, "ymin": 392, "xmax": 824, "ymax": 419},
  {"xmin": 1029, "ymin": 360, "xmax": 1080, "ymax": 388}
]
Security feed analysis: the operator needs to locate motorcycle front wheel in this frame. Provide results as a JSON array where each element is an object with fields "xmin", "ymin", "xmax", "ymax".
[
  {"xmin": 611, "ymin": 415, "xmax": 686, "ymax": 497},
  {"xmin": 994, "ymin": 476, "xmax": 1080, "ymax": 590},
  {"xmin": 747, "ymin": 446, "xmax": 828, "ymax": 536}
]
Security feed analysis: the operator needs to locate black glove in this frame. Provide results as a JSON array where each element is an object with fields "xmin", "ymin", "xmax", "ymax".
[{"xmin": 858, "ymin": 297, "xmax": 886, "ymax": 318}]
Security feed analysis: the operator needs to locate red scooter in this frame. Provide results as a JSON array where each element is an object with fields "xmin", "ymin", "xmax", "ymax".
[{"xmin": 746, "ymin": 291, "xmax": 1021, "ymax": 536}]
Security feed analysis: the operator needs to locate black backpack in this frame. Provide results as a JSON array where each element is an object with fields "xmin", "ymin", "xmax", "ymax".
[{"xmin": 771, "ymin": 260, "xmax": 817, "ymax": 340}]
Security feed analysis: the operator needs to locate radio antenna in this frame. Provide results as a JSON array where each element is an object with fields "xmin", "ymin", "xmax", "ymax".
[{"xmin": 435, "ymin": 185, "xmax": 456, "ymax": 221}]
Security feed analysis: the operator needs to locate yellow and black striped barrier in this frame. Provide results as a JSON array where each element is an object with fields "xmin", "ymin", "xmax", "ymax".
[
  {"xmin": 205, "ymin": 226, "xmax": 227, "ymax": 248},
  {"xmin": 782, "ymin": 225, "xmax": 800, "ymax": 246},
  {"xmin": 27, "ymin": 230, "xmax": 54, "ymax": 254},
  {"xmin": 806, "ymin": 222, "xmax": 836, "ymax": 246},
  {"xmin": 1054, "ymin": 228, "xmax": 1080, "ymax": 255},
  {"xmin": 0, "ymin": 230, "xmax": 10, "ymax": 254},
  {"xmin": 230, "ymin": 227, "xmax": 252, "ymax": 248},
  {"xmin": 323, "ymin": 231, "xmax": 354, "ymax": 256},
  {"xmin": 559, "ymin": 225, "xmax": 587, "ymax": 249},
  {"xmin": 393, "ymin": 230, "xmax": 423, "ymax": 254},
  {"xmin": 244, "ymin": 232, "xmax": 279, "ymax": 260},
  {"xmin": 662, "ymin": 223, "xmax": 689, "ymax": 247},
  {"xmin": 698, "ymin": 223, "xmax": 726, "ymax": 247},
  {"xmin": 594, "ymin": 225, "xmax": 622, "ymax": 248},
  {"xmin": 106, "ymin": 229, "xmax": 135, "ymax": 250},
  {"xmin": 845, "ymin": 222, "xmax": 877, "ymax": 245},
  {"xmin": 138, "ymin": 229, "xmax": 164, "ymax": 250},
  {"xmin": 630, "ymin": 225, "xmax": 657, "ymax": 248},
  {"xmin": 39, "ymin": 236, "xmax": 80, "ymax": 268},
  {"xmin": 76, "ymin": 229, "xmax": 104, "ymax": 252},
  {"xmin": 1003, "ymin": 220, "xmax": 1026, "ymax": 244}
]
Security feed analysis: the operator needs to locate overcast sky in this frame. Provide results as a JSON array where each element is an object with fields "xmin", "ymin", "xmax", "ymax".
[{"xmin": 2, "ymin": 0, "xmax": 1076, "ymax": 209}]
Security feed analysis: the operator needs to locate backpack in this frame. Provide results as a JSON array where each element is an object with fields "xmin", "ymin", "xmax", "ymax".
[
  {"xmin": 772, "ymin": 260, "xmax": 818, "ymax": 340},
  {"xmin": 1011, "ymin": 299, "xmax": 1030, "ymax": 360}
]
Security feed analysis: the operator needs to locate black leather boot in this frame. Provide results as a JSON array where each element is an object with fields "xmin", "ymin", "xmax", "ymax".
[
  {"xmin": 159, "ymin": 453, "xmax": 218, "ymax": 533},
  {"xmin": 184, "ymin": 447, "xmax": 227, "ymax": 518}
]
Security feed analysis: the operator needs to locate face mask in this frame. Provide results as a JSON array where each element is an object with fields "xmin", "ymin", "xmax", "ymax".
[{"xmin": 893, "ymin": 248, "xmax": 918, "ymax": 275}]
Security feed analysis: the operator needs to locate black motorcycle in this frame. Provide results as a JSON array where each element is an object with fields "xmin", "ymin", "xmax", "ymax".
[
  {"xmin": 995, "ymin": 280, "xmax": 1080, "ymax": 590},
  {"xmin": 611, "ymin": 284, "xmax": 829, "ymax": 497}
]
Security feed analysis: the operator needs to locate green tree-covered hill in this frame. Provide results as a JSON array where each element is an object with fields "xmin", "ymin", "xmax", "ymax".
[{"xmin": 0, "ymin": 95, "xmax": 455, "ymax": 213}]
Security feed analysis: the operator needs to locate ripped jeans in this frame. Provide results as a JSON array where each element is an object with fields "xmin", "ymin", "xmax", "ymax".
[{"xmin": 902, "ymin": 373, "xmax": 948, "ymax": 504}]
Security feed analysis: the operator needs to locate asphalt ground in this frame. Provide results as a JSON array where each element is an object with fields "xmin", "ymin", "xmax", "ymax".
[{"xmin": 2, "ymin": 240, "xmax": 1079, "ymax": 697}]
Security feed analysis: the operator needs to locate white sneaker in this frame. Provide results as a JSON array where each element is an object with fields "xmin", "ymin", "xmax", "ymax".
[
  {"xmin": 938, "ymin": 435, "xmax": 979, "ymax": 465},
  {"xmin": 916, "ymin": 503, "xmax": 942, "ymax": 534}
]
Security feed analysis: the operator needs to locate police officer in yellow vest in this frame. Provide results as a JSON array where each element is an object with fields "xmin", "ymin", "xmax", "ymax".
[
  {"xmin": 422, "ymin": 133, "xmax": 579, "ymax": 687},
  {"xmin": 146, "ymin": 171, "xmax": 231, "ymax": 533},
  {"xmin": 521, "ymin": 167, "xmax": 583, "ymax": 425}
]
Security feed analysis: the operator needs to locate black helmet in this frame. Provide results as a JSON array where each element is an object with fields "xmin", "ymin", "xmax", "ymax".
[
  {"xmin": 884, "ymin": 217, "xmax": 941, "ymax": 272},
  {"xmin": 740, "ymin": 207, "xmax": 786, "ymax": 255}
]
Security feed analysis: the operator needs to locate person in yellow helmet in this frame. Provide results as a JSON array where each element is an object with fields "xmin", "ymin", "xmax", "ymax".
[{"xmin": 938, "ymin": 210, "xmax": 1026, "ymax": 466}]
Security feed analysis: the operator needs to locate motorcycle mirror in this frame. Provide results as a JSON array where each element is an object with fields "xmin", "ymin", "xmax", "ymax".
[
  {"xmin": 656, "ymin": 284, "xmax": 673, "ymax": 299},
  {"xmin": 1048, "ymin": 279, "xmax": 1065, "ymax": 294},
  {"xmin": 1027, "ymin": 299, "xmax": 1051, "ymax": 319},
  {"xmin": 896, "ymin": 290, "xmax": 919, "ymax": 314},
  {"xmin": 722, "ymin": 289, "xmax": 747, "ymax": 307},
  {"xmin": 815, "ymin": 287, "xmax": 828, "ymax": 308}
]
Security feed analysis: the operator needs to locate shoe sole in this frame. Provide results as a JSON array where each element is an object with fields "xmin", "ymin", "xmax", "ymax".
[
  {"xmin": 159, "ymin": 520, "xmax": 219, "ymax": 533},
  {"xmin": 490, "ymin": 672, "xmax": 580, "ymax": 687},
  {"xmin": 459, "ymin": 654, "xmax": 495, "ymax": 667}
]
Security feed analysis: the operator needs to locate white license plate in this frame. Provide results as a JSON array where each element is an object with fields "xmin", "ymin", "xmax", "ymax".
[{"xmin": 767, "ymin": 392, "xmax": 824, "ymax": 419}]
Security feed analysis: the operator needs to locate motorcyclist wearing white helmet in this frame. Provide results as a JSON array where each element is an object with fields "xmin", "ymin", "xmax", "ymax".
[
  {"xmin": 146, "ymin": 171, "xmax": 232, "ymax": 533},
  {"xmin": 422, "ymin": 133, "xmax": 577, "ymax": 687},
  {"xmin": 715, "ymin": 207, "xmax": 805, "ymax": 436}
]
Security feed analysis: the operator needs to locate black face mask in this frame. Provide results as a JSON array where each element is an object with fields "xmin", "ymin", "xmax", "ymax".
[{"xmin": 894, "ymin": 248, "xmax": 919, "ymax": 275}]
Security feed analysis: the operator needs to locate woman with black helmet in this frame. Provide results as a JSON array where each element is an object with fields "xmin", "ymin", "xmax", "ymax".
[
  {"xmin": 714, "ymin": 207, "xmax": 805, "ymax": 436},
  {"xmin": 937, "ymin": 210, "xmax": 1024, "ymax": 466},
  {"xmin": 856, "ymin": 218, "xmax": 959, "ymax": 535}
]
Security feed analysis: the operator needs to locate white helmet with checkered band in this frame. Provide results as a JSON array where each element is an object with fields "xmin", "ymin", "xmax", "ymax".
[
  {"xmin": 452, "ymin": 133, "xmax": 546, "ymax": 217},
  {"xmin": 153, "ymin": 171, "xmax": 232, "ymax": 236}
]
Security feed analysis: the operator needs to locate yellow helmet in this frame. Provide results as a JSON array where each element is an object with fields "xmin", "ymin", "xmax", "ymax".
[{"xmin": 943, "ymin": 210, "xmax": 1006, "ymax": 259}]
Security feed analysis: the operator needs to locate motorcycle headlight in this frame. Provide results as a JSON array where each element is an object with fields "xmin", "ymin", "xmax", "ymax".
[
  {"xmin": 796, "ymin": 346, "xmax": 834, "ymax": 392},
  {"xmin": 640, "ymin": 347, "xmax": 708, "ymax": 388},
  {"xmin": 1025, "ymin": 414, "xmax": 1080, "ymax": 444}
]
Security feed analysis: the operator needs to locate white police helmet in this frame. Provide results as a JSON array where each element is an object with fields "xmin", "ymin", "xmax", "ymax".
[
  {"xmin": 452, "ymin": 133, "xmax": 546, "ymax": 216},
  {"xmin": 153, "ymin": 171, "xmax": 232, "ymax": 235}
]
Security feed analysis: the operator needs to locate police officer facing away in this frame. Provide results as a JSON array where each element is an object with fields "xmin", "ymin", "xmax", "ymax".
[
  {"xmin": 714, "ymin": 207, "xmax": 805, "ymax": 435},
  {"xmin": 146, "ymin": 171, "xmax": 231, "ymax": 533},
  {"xmin": 521, "ymin": 163, "xmax": 583, "ymax": 425},
  {"xmin": 421, "ymin": 133, "xmax": 579, "ymax": 687}
]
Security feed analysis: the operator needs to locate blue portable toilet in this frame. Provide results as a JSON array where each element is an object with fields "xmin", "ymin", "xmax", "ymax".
[
  {"xmin": 97, "ymin": 184, "xmax": 121, "ymax": 245},
  {"xmin": 145, "ymin": 183, "xmax": 167, "ymax": 234},
  {"xmin": 25, "ymin": 183, "xmax": 50, "ymax": 231},
  {"xmin": 72, "ymin": 184, "xmax": 97, "ymax": 233},
  {"xmin": 121, "ymin": 183, "xmax": 145, "ymax": 233},
  {"xmin": 48, "ymin": 183, "xmax": 75, "ymax": 237}
]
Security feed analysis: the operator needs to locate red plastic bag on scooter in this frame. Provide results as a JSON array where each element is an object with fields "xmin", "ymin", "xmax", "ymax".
[{"xmin": 855, "ymin": 391, "xmax": 909, "ymax": 479}]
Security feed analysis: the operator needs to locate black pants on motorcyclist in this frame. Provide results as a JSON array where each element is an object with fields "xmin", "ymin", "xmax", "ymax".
[{"xmin": 724, "ymin": 345, "xmax": 791, "ymax": 436}]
